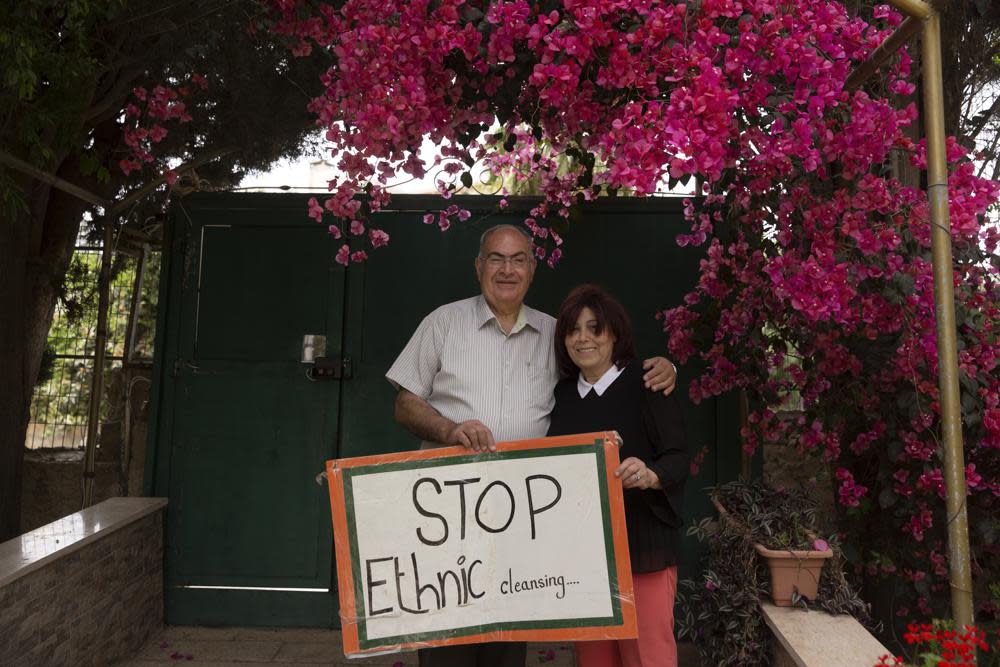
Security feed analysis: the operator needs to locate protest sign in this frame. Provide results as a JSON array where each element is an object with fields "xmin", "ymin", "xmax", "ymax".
[{"xmin": 325, "ymin": 431, "xmax": 637, "ymax": 656}]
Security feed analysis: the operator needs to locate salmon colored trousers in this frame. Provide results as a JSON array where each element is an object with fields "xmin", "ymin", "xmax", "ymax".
[{"xmin": 575, "ymin": 566, "xmax": 678, "ymax": 667}]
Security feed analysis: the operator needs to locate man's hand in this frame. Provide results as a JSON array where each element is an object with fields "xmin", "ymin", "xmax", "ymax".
[
  {"xmin": 642, "ymin": 357, "xmax": 677, "ymax": 396},
  {"xmin": 446, "ymin": 420, "xmax": 496, "ymax": 452},
  {"xmin": 394, "ymin": 389, "xmax": 497, "ymax": 452}
]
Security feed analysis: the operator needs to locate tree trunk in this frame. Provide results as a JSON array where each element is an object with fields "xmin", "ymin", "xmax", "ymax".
[
  {"xmin": 0, "ymin": 202, "xmax": 31, "ymax": 541},
  {"xmin": 0, "ymin": 155, "xmax": 93, "ymax": 542}
]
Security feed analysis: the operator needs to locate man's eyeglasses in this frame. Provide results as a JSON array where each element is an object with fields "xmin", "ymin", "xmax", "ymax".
[{"xmin": 479, "ymin": 252, "xmax": 532, "ymax": 269}]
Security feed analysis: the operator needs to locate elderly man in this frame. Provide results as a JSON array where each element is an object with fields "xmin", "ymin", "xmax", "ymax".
[{"xmin": 386, "ymin": 224, "xmax": 677, "ymax": 667}]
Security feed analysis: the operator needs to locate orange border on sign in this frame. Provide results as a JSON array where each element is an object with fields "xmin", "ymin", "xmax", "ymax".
[{"xmin": 325, "ymin": 431, "xmax": 637, "ymax": 657}]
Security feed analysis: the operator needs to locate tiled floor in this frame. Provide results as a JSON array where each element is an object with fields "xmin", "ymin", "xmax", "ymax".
[{"xmin": 118, "ymin": 627, "xmax": 700, "ymax": 666}]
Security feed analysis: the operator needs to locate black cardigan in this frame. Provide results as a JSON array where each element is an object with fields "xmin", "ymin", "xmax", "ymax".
[{"xmin": 546, "ymin": 361, "xmax": 688, "ymax": 573}]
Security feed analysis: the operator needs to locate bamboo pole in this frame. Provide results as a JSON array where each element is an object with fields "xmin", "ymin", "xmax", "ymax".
[
  {"xmin": 921, "ymin": 11, "xmax": 975, "ymax": 630},
  {"xmin": 82, "ymin": 220, "xmax": 115, "ymax": 508}
]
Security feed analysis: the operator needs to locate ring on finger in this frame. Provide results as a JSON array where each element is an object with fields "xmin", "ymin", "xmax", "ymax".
[{"xmin": 633, "ymin": 471, "xmax": 641, "ymax": 481}]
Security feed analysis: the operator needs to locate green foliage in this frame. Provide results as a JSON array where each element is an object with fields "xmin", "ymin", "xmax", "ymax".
[
  {"xmin": 676, "ymin": 516, "xmax": 771, "ymax": 667},
  {"xmin": 1, "ymin": 0, "xmax": 329, "ymax": 226},
  {"xmin": 712, "ymin": 480, "xmax": 820, "ymax": 551}
]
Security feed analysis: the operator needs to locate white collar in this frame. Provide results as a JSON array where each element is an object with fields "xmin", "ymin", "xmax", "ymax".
[{"xmin": 577, "ymin": 363, "xmax": 625, "ymax": 398}]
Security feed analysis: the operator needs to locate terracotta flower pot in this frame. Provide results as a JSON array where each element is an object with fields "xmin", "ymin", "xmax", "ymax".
[
  {"xmin": 711, "ymin": 497, "xmax": 833, "ymax": 606},
  {"xmin": 753, "ymin": 542, "xmax": 832, "ymax": 606}
]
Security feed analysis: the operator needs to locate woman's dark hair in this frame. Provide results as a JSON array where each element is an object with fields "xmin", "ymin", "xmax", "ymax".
[{"xmin": 554, "ymin": 284, "xmax": 636, "ymax": 377}]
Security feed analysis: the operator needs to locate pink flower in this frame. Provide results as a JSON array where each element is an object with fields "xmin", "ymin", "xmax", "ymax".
[
  {"xmin": 307, "ymin": 197, "xmax": 324, "ymax": 222},
  {"xmin": 368, "ymin": 228, "xmax": 390, "ymax": 248},
  {"xmin": 271, "ymin": 0, "xmax": 1000, "ymax": 604},
  {"xmin": 335, "ymin": 244, "xmax": 350, "ymax": 266},
  {"xmin": 349, "ymin": 220, "xmax": 365, "ymax": 235},
  {"xmin": 149, "ymin": 125, "xmax": 168, "ymax": 143},
  {"xmin": 835, "ymin": 468, "xmax": 868, "ymax": 508}
]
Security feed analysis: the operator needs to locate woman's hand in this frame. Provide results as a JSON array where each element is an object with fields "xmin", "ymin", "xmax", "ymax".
[{"xmin": 615, "ymin": 457, "xmax": 661, "ymax": 490}]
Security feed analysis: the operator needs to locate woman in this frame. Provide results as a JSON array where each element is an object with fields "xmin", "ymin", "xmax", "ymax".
[{"xmin": 547, "ymin": 284, "xmax": 688, "ymax": 667}]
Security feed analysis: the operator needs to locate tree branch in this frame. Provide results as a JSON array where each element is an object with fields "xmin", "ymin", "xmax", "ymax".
[
  {"xmin": 108, "ymin": 146, "xmax": 236, "ymax": 217},
  {"xmin": 965, "ymin": 93, "xmax": 1000, "ymax": 145}
]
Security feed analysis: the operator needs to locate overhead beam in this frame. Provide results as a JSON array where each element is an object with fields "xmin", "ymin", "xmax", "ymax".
[
  {"xmin": 0, "ymin": 150, "xmax": 110, "ymax": 209},
  {"xmin": 887, "ymin": 0, "xmax": 932, "ymax": 20}
]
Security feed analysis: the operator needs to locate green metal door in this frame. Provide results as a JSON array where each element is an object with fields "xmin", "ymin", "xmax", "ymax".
[
  {"xmin": 148, "ymin": 193, "xmax": 741, "ymax": 628},
  {"xmin": 150, "ymin": 198, "xmax": 345, "ymax": 626}
]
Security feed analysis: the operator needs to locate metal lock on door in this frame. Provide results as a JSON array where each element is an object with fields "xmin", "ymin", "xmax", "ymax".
[{"xmin": 302, "ymin": 334, "xmax": 352, "ymax": 380}]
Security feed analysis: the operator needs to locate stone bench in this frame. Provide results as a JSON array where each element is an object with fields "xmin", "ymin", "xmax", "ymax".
[
  {"xmin": 762, "ymin": 602, "xmax": 893, "ymax": 666},
  {"xmin": 0, "ymin": 497, "xmax": 167, "ymax": 667}
]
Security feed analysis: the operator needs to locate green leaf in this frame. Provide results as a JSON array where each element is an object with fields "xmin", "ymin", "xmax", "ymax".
[
  {"xmin": 460, "ymin": 172, "xmax": 473, "ymax": 189},
  {"xmin": 78, "ymin": 152, "xmax": 98, "ymax": 176}
]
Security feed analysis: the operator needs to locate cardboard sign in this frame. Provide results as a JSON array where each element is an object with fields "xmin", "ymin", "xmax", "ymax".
[{"xmin": 325, "ymin": 431, "xmax": 637, "ymax": 656}]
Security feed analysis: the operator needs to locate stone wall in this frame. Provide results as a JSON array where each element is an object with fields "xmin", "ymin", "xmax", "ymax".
[{"xmin": 0, "ymin": 509, "xmax": 163, "ymax": 666}]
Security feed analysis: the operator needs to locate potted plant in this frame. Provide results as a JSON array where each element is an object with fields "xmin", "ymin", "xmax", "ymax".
[
  {"xmin": 677, "ymin": 480, "xmax": 874, "ymax": 667},
  {"xmin": 711, "ymin": 481, "xmax": 833, "ymax": 606}
]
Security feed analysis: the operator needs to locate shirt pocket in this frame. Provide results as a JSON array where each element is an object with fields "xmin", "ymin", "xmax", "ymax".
[{"xmin": 523, "ymin": 360, "xmax": 556, "ymax": 415}]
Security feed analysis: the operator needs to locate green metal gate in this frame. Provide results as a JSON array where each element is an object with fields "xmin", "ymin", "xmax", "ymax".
[{"xmin": 146, "ymin": 192, "xmax": 741, "ymax": 627}]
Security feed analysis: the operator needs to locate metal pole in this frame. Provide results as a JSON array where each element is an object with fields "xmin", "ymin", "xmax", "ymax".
[
  {"xmin": 82, "ymin": 220, "xmax": 115, "ymax": 508},
  {"xmin": 123, "ymin": 244, "xmax": 149, "ymax": 364},
  {"xmin": 921, "ymin": 11, "xmax": 975, "ymax": 629}
]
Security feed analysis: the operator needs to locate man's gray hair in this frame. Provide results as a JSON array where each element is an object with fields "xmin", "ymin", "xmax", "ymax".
[{"xmin": 478, "ymin": 224, "xmax": 533, "ymax": 256}]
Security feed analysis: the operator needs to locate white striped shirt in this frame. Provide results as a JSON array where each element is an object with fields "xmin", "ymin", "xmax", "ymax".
[{"xmin": 386, "ymin": 295, "xmax": 559, "ymax": 446}]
